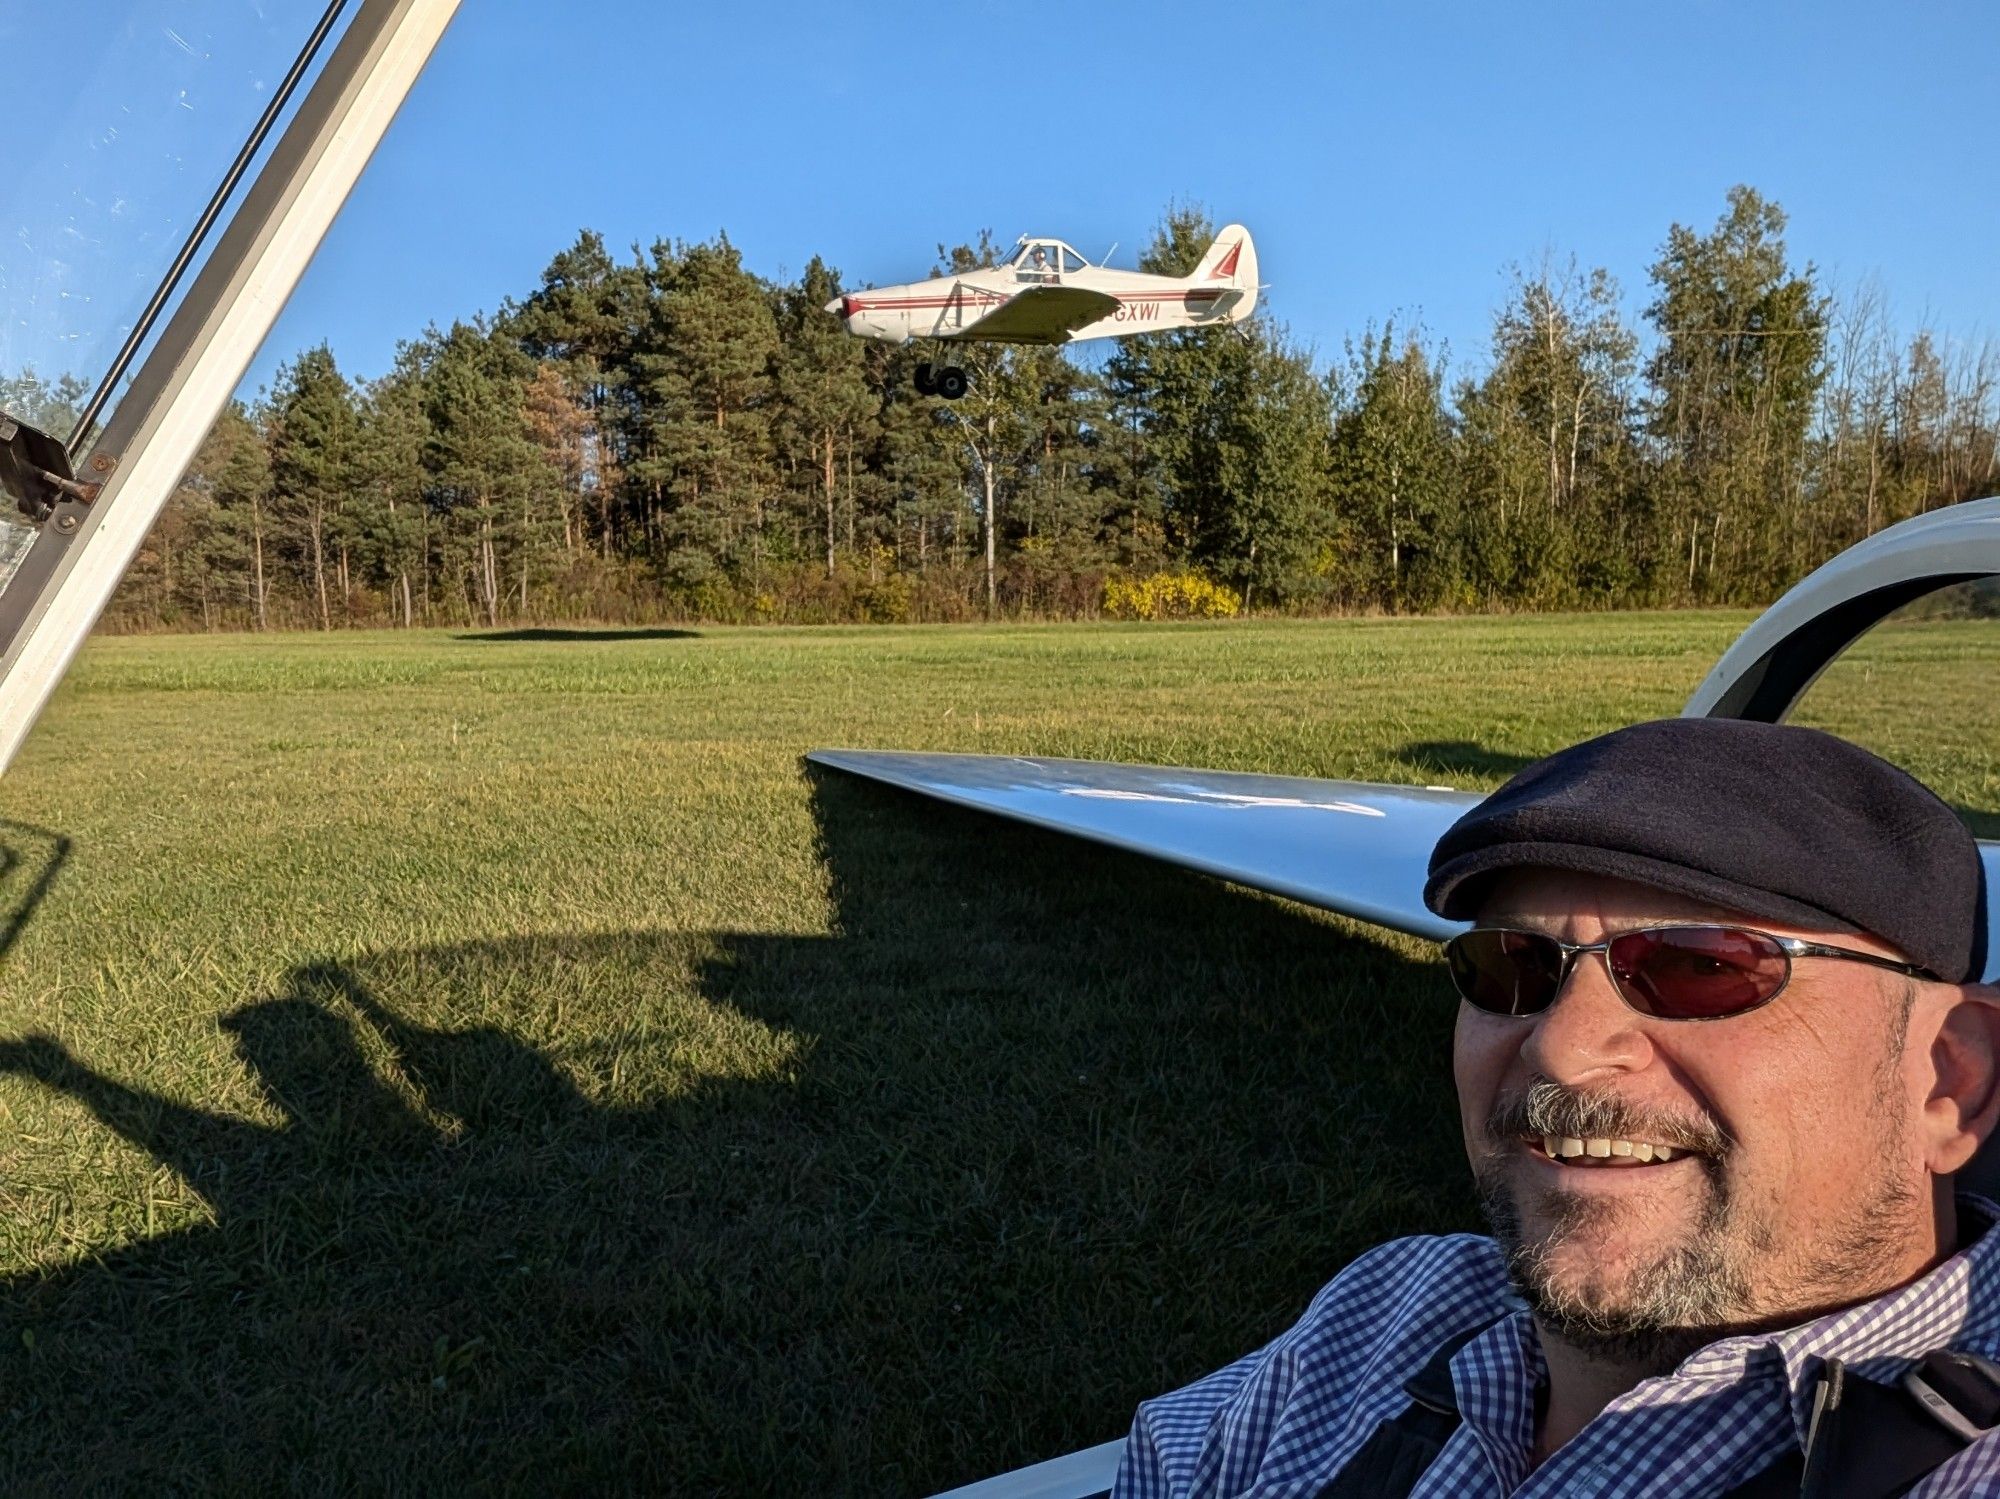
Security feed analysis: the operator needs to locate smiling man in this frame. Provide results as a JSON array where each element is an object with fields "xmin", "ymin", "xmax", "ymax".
[{"xmin": 1113, "ymin": 718, "xmax": 2000, "ymax": 1498}]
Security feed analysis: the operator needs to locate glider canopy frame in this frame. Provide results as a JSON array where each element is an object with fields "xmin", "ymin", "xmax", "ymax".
[{"xmin": 0, "ymin": 0, "xmax": 461, "ymax": 775}]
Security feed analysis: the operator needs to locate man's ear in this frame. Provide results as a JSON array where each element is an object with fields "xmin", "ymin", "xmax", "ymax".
[{"xmin": 1926, "ymin": 984, "xmax": 2000, "ymax": 1175}]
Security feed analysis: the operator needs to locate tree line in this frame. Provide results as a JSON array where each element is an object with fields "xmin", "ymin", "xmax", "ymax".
[{"xmin": 6, "ymin": 187, "xmax": 1996, "ymax": 630}]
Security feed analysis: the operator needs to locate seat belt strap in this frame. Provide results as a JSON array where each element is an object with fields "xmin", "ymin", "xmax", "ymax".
[
  {"xmin": 1797, "ymin": 1354, "xmax": 1984, "ymax": 1499},
  {"xmin": 1314, "ymin": 1338, "xmax": 1999, "ymax": 1499}
]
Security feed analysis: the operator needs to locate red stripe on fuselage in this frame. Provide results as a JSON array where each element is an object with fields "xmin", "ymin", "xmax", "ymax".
[{"xmin": 847, "ymin": 289, "xmax": 1224, "ymax": 312}]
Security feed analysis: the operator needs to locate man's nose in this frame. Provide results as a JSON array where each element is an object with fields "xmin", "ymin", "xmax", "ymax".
[{"xmin": 1517, "ymin": 950, "xmax": 1655, "ymax": 1084}]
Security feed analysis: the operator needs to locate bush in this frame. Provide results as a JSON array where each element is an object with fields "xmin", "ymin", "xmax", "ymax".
[
  {"xmin": 855, "ymin": 572, "xmax": 912, "ymax": 624},
  {"xmin": 1101, "ymin": 571, "xmax": 1241, "ymax": 621}
]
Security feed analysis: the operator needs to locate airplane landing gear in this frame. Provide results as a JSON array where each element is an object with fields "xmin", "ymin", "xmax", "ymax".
[{"xmin": 910, "ymin": 361, "xmax": 969, "ymax": 401}]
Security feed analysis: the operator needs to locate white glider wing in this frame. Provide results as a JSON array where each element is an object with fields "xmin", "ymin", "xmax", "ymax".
[
  {"xmin": 957, "ymin": 286, "xmax": 1120, "ymax": 345},
  {"xmin": 806, "ymin": 749, "xmax": 1475, "ymax": 940},
  {"xmin": 809, "ymin": 747, "xmax": 2000, "ymax": 980}
]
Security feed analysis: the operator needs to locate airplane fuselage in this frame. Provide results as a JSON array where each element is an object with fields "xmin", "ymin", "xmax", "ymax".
[
  {"xmin": 829, "ymin": 231, "xmax": 1259, "ymax": 349},
  {"xmin": 836, "ymin": 265, "xmax": 1238, "ymax": 346}
]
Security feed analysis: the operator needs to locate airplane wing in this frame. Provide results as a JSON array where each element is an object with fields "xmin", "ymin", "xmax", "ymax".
[
  {"xmin": 806, "ymin": 749, "xmax": 1475, "ymax": 940},
  {"xmin": 956, "ymin": 286, "xmax": 1120, "ymax": 345},
  {"xmin": 808, "ymin": 748, "xmax": 2000, "ymax": 976}
]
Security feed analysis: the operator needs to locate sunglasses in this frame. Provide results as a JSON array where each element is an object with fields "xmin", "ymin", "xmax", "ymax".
[{"xmin": 1443, "ymin": 924, "xmax": 1933, "ymax": 1022}]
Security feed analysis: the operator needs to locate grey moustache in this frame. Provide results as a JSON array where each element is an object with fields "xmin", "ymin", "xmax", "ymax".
[{"xmin": 1486, "ymin": 1079, "xmax": 1731, "ymax": 1160}]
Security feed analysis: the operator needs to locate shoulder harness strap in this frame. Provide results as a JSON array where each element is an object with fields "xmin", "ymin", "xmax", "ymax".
[
  {"xmin": 1794, "ymin": 1351, "xmax": 2000, "ymax": 1499},
  {"xmin": 1314, "ymin": 1335, "xmax": 2000, "ymax": 1499}
]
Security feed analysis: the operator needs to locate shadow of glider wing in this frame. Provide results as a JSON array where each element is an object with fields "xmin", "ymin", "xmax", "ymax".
[
  {"xmin": 805, "ymin": 749, "xmax": 1475, "ymax": 940},
  {"xmin": 801, "ymin": 753, "xmax": 1473, "ymax": 1494},
  {"xmin": 958, "ymin": 286, "xmax": 1121, "ymax": 345}
]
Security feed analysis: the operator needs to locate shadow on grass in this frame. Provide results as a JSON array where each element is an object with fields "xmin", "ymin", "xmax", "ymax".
[
  {"xmin": 453, "ymin": 627, "xmax": 702, "ymax": 643},
  {"xmin": 0, "ymin": 818, "xmax": 68, "ymax": 962},
  {"xmin": 0, "ymin": 771, "xmax": 1472, "ymax": 1496},
  {"xmin": 1393, "ymin": 739, "xmax": 1535, "ymax": 784}
]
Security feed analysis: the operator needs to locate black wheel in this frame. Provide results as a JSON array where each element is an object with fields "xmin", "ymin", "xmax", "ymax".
[
  {"xmin": 912, "ymin": 362, "xmax": 938, "ymax": 396},
  {"xmin": 936, "ymin": 366, "xmax": 969, "ymax": 401}
]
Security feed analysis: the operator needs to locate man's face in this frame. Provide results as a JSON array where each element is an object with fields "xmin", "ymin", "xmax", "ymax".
[{"xmin": 1455, "ymin": 869, "xmax": 1933, "ymax": 1363}]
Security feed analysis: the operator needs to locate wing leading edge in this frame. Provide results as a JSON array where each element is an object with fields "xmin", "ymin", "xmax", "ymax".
[{"xmin": 806, "ymin": 749, "xmax": 1475, "ymax": 940}]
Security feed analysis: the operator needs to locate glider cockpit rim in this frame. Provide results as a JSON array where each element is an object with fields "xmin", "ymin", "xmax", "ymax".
[{"xmin": 1684, "ymin": 497, "xmax": 2000, "ymax": 723}]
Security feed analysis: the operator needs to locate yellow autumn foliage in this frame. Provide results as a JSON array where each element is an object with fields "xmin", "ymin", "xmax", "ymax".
[{"xmin": 1101, "ymin": 571, "xmax": 1241, "ymax": 621}]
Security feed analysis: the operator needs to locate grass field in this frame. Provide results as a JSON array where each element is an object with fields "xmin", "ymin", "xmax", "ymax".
[{"xmin": 2, "ymin": 610, "xmax": 1997, "ymax": 1495}]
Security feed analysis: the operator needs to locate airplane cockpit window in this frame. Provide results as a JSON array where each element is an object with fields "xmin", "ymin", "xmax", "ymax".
[
  {"xmin": 0, "ymin": 1, "xmax": 343, "ymax": 596},
  {"xmin": 1059, "ymin": 246, "xmax": 1091, "ymax": 272},
  {"xmin": 1787, "ymin": 578, "xmax": 2000, "ymax": 835},
  {"xmin": 1014, "ymin": 241, "xmax": 1060, "ymax": 282}
]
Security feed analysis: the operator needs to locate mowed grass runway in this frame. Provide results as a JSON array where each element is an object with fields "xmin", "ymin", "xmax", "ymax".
[{"xmin": 1, "ymin": 612, "xmax": 1996, "ymax": 1495}]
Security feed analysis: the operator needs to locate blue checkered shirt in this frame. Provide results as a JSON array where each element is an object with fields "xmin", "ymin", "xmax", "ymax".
[{"xmin": 1115, "ymin": 1197, "xmax": 2000, "ymax": 1497}]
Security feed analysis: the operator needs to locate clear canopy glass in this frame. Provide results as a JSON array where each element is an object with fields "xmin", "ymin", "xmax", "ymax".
[
  {"xmin": 0, "ymin": 0, "xmax": 337, "ymax": 594},
  {"xmin": 0, "ymin": 1, "xmax": 337, "ymax": 445},
  {"xmin": 1007, "ymin": 239, "xmax": 1086, "ymax": 276}
]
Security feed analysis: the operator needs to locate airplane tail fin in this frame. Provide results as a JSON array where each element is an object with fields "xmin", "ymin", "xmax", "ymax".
[{"xmin": 1192, "ymin": 225, "xmax": 1258, "ymax": 320}]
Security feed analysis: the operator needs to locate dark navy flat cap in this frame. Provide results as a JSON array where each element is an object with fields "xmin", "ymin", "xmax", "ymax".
[{"xmin": 1424, "ymin": 718, "xmax": 1986, "ymax": 983}]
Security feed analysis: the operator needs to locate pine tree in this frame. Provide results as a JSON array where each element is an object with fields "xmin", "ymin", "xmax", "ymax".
[
  {"xmin": 521, "ymin": 363, "xmax": 592, "ymax": 572},
  {"xmin": 266, "ymin": 345, "xmax": 359, "ymax": 629},
  {"xmin": 423, "ymin": 322, "xmax": 548, "ymax": 626},
  {"xmin": 1205, "ymin": 330, "xmax": 1335, "ymax": 610},
  {"xmin": 773, "ymin": 257, "xmax": 876, "ymax": 579},
  {"xmin": 0, "ymin": 367, "xmax": 91, "ymax": 438},
  {"xmin": 355, "ymin": 350, "xmax": 431, "ymax": 626},
  {"xmin": 1103, "ymin": 205, "xmax": 1237, "ymax": 568},
  {"xmin": 508, "ymin": 230, "xmax": 645, "ymax": 556},
  {"xmin": 1009, "ymin": 347, "xmax": 1117, "ymax": 612},
  {"xmin": 628, "ymin": 236, "xmax": 779, "ymax": 594},
  {"xmin": 877, "ymin": 363, "xmax": 966, "ymax": 585},
  {"xmin": 1103, "ymin": 205, "xmax": 1335, "ymax": 605}
]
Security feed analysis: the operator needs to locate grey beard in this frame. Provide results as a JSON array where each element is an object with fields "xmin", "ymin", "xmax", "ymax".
[
  {"xmin": 1476, "ymin": 1165, "xmax": 1750, "ymax": 1368},
  {"xmin": 1475, "ymin": 1077, "xmax": 1923, "ymax": 1371}
]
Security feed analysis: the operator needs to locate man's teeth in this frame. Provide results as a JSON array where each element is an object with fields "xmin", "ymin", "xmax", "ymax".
[{"xmin": 1539, "ymin": 1133, "xmax": 1679, "ymax": 1163}]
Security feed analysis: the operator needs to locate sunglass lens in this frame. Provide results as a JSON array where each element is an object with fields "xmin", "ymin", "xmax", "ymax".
[
  {"xmin": 1607, "ymin": 927, "xmax": 1789, "ymax": 1018},
  {"xmin": 1446, "ymin": 930, "xmax": 1565, "ymax": 1016}
]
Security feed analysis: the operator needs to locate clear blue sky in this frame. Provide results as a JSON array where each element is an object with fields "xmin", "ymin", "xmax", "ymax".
[{"xmin": 35, "ymin": 2, "xmax": 2000, "ymax": 401}]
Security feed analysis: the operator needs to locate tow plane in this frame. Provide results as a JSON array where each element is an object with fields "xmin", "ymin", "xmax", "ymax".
[{"xmin": 825, "ymin": 227, "xmax": 1259, "ymax": 399}]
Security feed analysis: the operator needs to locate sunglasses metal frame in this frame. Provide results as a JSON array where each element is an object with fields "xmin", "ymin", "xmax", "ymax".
[{"xmin": 1443, "ymin": 922, "xmax": 1936, "ymax": 1021}]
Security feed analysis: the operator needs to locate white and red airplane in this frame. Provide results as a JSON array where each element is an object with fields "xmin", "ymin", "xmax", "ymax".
[{"xmin": 825, "ymin": 226, "xmax": 1259, "ymax": 398}]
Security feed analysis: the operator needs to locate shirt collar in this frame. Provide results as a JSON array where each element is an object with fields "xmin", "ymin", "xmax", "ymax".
[
  {"xmin": 1449, "ymin": 1306, "xmax": 1547, "ymax": 1494},
  {"xmin": 1673, "ymin": 1193, "xmax": 2000, "ymax": 1449}
]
